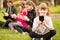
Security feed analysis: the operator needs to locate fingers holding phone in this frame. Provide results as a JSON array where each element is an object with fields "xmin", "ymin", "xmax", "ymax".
[
  {"xmin": 4, "ymin": 13, "xmax": 9, "ymax": 16},
  {"xmin": 11, "ymin": 14, "xmax": 17, "ymax": 19}
]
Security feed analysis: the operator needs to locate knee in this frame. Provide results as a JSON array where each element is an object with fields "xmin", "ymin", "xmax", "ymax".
[
  {"xmin": 29, "ymin": 32, "xmax": 34, "ymax": 38},
  {"xmin": 50, "ymin": 30, "xmax": 56, "ymax": 35},
  {"xmin": 8, "ymin": 23, "xmax": 12, "ymax": 26}
]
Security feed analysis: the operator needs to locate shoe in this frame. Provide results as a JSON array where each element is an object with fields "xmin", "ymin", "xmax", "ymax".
[
  {"xmin": 15, "ymin": 30, "xmax": 18, "ymax": 33},
  {"xmin": 32, "ymin": 38, "xmax": 40, "ymax": 40}
]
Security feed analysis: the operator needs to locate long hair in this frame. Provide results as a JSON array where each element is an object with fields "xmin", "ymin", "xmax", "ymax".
[
  {"xmin": 26, "ymin": 1, "xmax": 36, "ymax": 9},
  {"xmin": 19, "ymin": 1, "xmax": 27, "ymax": 9},
  {"xmin": 37, "ymin": 3, "xmax": 50, "ymax": 16},
  {"xmin": 26, "ymin": 1, "xmax": 37, "ymax": 16}
]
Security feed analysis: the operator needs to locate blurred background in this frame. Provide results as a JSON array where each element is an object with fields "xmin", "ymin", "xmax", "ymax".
[
  {"xmin": 0, "ymin": 0, "xmax": 60, "ymax": 40},
  {"xmin": 0, "ymin": 0, "xmax": 60, "ymax": 13}
]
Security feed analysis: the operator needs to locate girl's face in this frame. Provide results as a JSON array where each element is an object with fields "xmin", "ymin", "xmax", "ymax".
[
  {"xmin": 38, "ymin": 3, "xmax": 49, "ymax": 16},
  {"xmin": 27, "ymin": 5, "xmax": 33, "ymax": 11},
  {"xmin": 39, "ymin": 8, "xmax": 48, "ymax": 16},
  {"xmin": 7, "ymin": 3, "xmax": 13, "ymax": 7}
]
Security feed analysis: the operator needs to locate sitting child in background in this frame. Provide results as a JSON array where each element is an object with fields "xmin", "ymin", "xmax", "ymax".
[
  {"xmin": 26, "ymin": 1, "xmax": 36, "ymax": 28},
  {"xmin": 2, "ymin": 1, "xmax": 17, "ymax": 27},
  {"xmin": 8, "ymin": 1, "xmax": 31, "ymax": 34}
]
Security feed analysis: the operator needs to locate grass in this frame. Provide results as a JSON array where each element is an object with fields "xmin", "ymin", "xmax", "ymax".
[
  {"xmin": 50, "ymin": 5, "xmax": 60, "ymax": 13},
  {"xmin": 0, "ymin": 28, "xmax": 31, "ymax": 40},
  {"xmin": 52, "ymin": 19, "xmax": 60, "ymax": 40},
  {"xmin": 0, "ymin": 8, "xmax": 60, "ymax": 40},
  {"xmin": 0, "ymin": 9, "xmax": 6, "ymax": 22},
  {"xmin": 0, "ymin": 9, "xmax": 31, "ymax": 40}
]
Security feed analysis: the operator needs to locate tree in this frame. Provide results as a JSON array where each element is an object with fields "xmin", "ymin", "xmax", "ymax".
[
  {"xmin": 0, "ymin": 0, "xmax": 3, "ymax": 9},
  {"xmin": 3, "ymin": 0, "xmax": 7, "ymax": 8},
  {"xmin": 50, "ymin": 0, "xmax": 57, "ymax": 6}
]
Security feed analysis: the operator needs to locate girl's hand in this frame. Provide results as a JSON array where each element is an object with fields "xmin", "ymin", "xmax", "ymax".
[
  {"xmin": 36, "ymin": 21, "xmax": 42, "ymax": 28},
  {"xmin": 42, "ymin": 21, "xmax": 46, "ymax": 25},
  {"xmin": 35, "ymin": 21, "xmax": 42, "ymax": 33},
  {"xmin": 38, "ymin": 21, "xmax": 42, "ymax": 25},
  {"xmin": 4, "ymin": 13, "xmax": 9, "ymax": 16},
  {"xmin": 23, "ymin": 16, "xmax": 30, "ymax": 21},
  {"xmin": 42, "ymin": 21, "xmax": 51, "ymax": 30},
  {"xmin": 11, "ymin": 14, "xmax": 17, "ymax": 19}
]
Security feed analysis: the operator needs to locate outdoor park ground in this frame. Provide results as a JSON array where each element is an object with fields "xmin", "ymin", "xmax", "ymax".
[{"xmin": 0, "ymin": 5, "xmax": 60, "ymax": 40}]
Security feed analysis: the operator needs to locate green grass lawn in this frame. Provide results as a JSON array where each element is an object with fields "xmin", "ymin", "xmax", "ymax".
[
  {"xmin": 0, "ymin": 28, "xmax": 31, "ymax": 40},
  {"xmin": 52, "ymin": 19, "xmax": 60, "ymax": 40},
  {"xmin": 50, "ymin": 5, "xmax": 60, "ymax": 13},
  {"xmin": 0, "ymin": 8, "xmax": 60, "ymax": 40}
]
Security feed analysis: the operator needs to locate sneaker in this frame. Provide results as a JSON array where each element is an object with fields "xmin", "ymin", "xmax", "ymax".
[
  {"xmin": 32, "ymin": 38, "xmax": 40, "ymax": 40},
  {"xmin": 15, "ymin": 30, "xmax": 18, "ymax": 33},
  {"xmin": 22, "ymin": 32, "xmax": 26, "ymax": 35}
]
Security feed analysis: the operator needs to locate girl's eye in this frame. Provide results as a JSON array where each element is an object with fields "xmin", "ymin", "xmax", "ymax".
[
  {"xmin": 41, "ymin": 9, "xmax": 46, "ymax": 11},
  {"xmin": 41, "ymin": 9, "xmax": 45, "ymax": 10}
]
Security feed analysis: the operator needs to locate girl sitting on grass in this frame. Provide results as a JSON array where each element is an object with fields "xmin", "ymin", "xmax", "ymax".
[
  {"xmin": 29, "ymin": 3, "xmax": 56, "ymax": 40},
  {"xmin": 26, "ymin": 1, "xmax": 36, "ymax": 28},
  {"xmin": 8, "ymin": 1, "xmax": 31, "ymax": 34}
]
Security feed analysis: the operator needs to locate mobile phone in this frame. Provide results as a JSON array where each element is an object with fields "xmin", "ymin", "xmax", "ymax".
[{"xmin": 39, "ymin": 16, "xmax": 44, "ymax": 22}]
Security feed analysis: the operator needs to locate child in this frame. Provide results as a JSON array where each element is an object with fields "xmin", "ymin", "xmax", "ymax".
[
  {"xmin": 3, "ymin": 1, "xmax": 17, "ymax": 21},
  {"xmin": 29, "ymin": 3, "xmax": 56, "ymax": 40},
  {"xmin": 3, "ymin": 1, "xmax": 17, "ymax": 27},
  {"xmin": 26, "ymin": 1, "xmax": 36, "ymax": 28},
  {"xmin": 17, "ymin": 1, "xmax": 29, "ymax": 27}
]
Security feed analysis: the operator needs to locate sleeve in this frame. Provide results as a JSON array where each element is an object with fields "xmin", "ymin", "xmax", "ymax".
[
  {"xmin": 23, "ymin": 10, "xmax": 27, "ymax": 16},
  {"xmin": 15, "ymin": 17, "xmax": 23, "ymax": 22},
  {"xmin": 13, "ymin": 7, "xmax": 17, "ymax": 15},
  {"xmin": 32, "ymin": 17, "xmax": 38, "ymax": 32},
  {"xmin": 47, "ymin": 17, "xmax": 54, "ymax": 29}
]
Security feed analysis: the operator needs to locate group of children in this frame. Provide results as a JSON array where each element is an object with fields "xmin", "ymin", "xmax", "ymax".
[{"xmin": 3, "ymin": 0, "xmax": 56, "ymax": 40}]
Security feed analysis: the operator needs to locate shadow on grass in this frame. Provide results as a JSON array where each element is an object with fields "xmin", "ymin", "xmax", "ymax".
[
  {"xmin": 0, "ymin": 21, "xmax": 9, "ymax": 29},
  {"xmin": 0, "ymin": 21, "xmax": 5, "ymax": 27}
]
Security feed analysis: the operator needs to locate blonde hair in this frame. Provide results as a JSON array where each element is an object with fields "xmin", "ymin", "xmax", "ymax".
[
  {"xmin": 37, "ymin": 3, "xmax": 50, "ymax": 16},
  {"xmin": 26, "ymin": 1, "xmax": 36, "ymax": 9},
  {"xmin": 26, "ymin": 1, "xmax": 37, "ymax": 16},
  {"xmin": 19, "ymin": 1, "xmax": 26, "ymax": 9}
]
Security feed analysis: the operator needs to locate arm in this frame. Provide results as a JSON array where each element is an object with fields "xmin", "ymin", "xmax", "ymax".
[
  {"xmin": 11, "ymin": 14, "xmax": 23, "ymax": 22},
  {"xmin": 15, "ymin": 17, "xmax": 23, "ymax": 22},
  {"xmin": 22, "ymin": 9, "xmax": 30, "ymax": 21},
  {"xmin": 3, "ymin": 8, "xmax": 9, "ymax": 16},
  {"xmin": 32, "ymin": 17, "xmax": 41, "ymax": 32},
  {"xmin": 13, "ymin": 7, "xmax": 17, "ymax": 15},
  {"xmin": 43, "ymin": 17, "xmax": 54, "ymax": 30}
]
